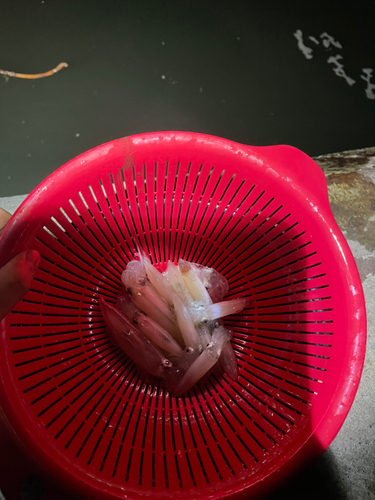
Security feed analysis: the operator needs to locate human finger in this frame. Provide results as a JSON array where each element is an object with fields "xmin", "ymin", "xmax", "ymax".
[
  {"xmin": 0, "ymin": 208, "xmax": 11, "ymax": 231},
  {"xmin": 0, "ymin": 249, "xmax": 41, "ymax": 321}
]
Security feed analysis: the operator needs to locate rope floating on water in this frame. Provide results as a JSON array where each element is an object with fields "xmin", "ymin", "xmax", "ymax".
[{"xmin": 0, "ymin": 62, "xmax": 68, "ymax": 80}]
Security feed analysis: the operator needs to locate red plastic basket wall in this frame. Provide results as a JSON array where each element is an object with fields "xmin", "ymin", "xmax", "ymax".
[{"xmin": 0, "ymin": 132, "xmax": 366, "ymax": 500}]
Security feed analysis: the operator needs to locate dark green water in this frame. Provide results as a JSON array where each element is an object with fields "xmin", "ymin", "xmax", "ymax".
[{"xmin": 0, "ymin": 0, "xmax": 374, "ymax": 195}]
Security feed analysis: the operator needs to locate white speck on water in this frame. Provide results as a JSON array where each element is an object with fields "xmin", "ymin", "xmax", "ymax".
[
  {"xmin": 361, "ymin": 68, "xmax": 375, "ymax": 100},
  {"xmin": 21, "ymin": 120, "xmax": 25, "ymax": 124},
  {"xmin": 75, "ymin": 133, "xmax": 80, "ymax": 137},
  {"xmin": 161, "ymin": 75, "xmax": 166, "ymax": 79},
  {"xmin": 161, "ymin": 41, "xmax": 165, "ymax": 45},
  {"xmin": 199, "ymin": 87, "xmax": 203, "ymax": 93},
  {"xmin": 7, "ymin": 176, "xmax": 11, "ymax": 180},
  {"xmin": 236, "ymin": 36, "xmax": 241, "ymax": 40},
  {"xmin": 27, "ymin": 153, "xmax": 31, "ymax": 157},
  {"xmin": 294, "ymin": 29, "xmax": 313, "ymax": 59},
  {"xmin": 41, "ymin": 139, "xmax": 44, "ymax": 144},
  {"xmin": 327, "ymin": 54, "xmax": 356, "ymax": 86},
  {"xmin": 320, "ymin": 32, "xmax": 342, "ymax": 49},
  {"xmin": 222, "ymin": 99, "xmax": 225, "ymax": 103},
  {"xmin": 308, "ymin": 36, "xmax": 320, "ymax": 44}
]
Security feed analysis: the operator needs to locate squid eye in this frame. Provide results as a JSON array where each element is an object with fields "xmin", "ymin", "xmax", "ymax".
[
  {"xmin": 185, "ymin": 347, "xmax": 194, "ymax": 354},
  {"xmin": 162, "ymin": 359, "xmax": 172, "ymax": 368}
]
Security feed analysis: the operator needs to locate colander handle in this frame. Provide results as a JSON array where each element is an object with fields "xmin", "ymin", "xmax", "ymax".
[{"xmin": 251, "ymin": 144, "xmax": 329, "ymax": 209}]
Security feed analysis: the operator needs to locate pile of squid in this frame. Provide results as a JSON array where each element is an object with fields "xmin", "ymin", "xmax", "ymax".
[{"xmin": 99, "ymin": 255, "xmax": 250, "ymax": 396}]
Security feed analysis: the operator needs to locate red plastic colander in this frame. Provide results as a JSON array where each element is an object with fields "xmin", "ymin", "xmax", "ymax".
[{"xmin": 0, "ymin": 132, "xmax": 366, "ymax": 500}]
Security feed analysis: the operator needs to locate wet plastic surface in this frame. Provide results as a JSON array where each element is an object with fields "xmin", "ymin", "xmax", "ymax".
[{"xmin": 0, "ymin": 132, "xmax": 366, "ymax": 500}]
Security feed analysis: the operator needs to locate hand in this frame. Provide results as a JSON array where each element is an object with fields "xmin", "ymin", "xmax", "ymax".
[{"xmin": 0, "ymin": 208, "xmax": 40, "ymax": 321}]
